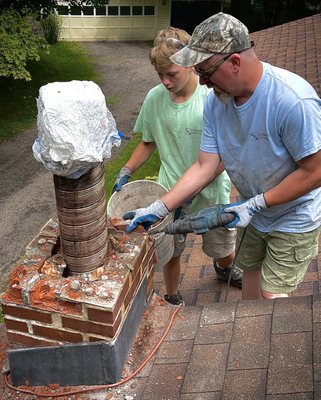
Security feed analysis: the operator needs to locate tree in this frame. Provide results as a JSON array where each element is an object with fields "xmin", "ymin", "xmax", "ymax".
[
  {"xmin": 0, "ymin": 1, "xmax": 109, "ymax": 18},
  {"xmin": 223, "ymin": 0, "xmax": 321, "ymax": 31},
  {"xmin": 0, "ymin": 1, "xmax": 109, "ymax": 80},
  {"xmin": 0, "ymin": 9, "xmax": 49, "ymax": 80}
]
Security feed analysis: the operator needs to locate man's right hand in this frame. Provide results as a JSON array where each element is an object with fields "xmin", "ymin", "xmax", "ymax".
[
  {"xmin": 123, "ymin": 199, "xmax": 169, "ymax": 232},
  {"xmin": 112, "ymin": 166, "xmax": 132, "ymax": 193}
]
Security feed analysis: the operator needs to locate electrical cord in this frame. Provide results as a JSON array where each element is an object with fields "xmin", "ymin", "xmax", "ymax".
[
  {"xmin": 223, "ymin": 227, "xmax": 247, "ymax": 303},
  {"xmin": 4, "ymin": 303, "xmax": 182, "ymax": 398}
]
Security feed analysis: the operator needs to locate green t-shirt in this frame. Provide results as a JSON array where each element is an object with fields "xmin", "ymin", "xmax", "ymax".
[{"xmin": 134, "ymin": 82, "xmax": 231, "ymax": 212}]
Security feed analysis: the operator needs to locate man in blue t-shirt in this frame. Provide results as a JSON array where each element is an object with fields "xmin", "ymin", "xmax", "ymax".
[{"xmin": 123, "ymin": 13, "xmax": 321, "ymax": 300}]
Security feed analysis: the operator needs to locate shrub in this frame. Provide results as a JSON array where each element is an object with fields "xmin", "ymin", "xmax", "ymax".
[
  {"xmin": 0, "ymin": 9, "xmax": 49, "ymax": 81},
  {"xmin": 41, "ymin": 13, "xmax": 63, "ymax": 45}
]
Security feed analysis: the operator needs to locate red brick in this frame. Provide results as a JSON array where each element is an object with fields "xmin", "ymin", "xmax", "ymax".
[
  {"xmin": 147, "ymin": 268, "xmax": 154, "ymax": 296},
  {"xmin": 62, "ymin": 311, "xmax": 122, "ymax": 338},
  {"xmin": 56, "ymin": 300, "xmax": 83, "ymax": 316},
  {"xmin": 147, "ymin": 255, "xmax": 156, "ymax": 273},
  {"xmin": 4, "ymin": 318, "xmax": 29, "ymax": 333},
  {"xmin": 107, "ymin": 310, "xmax": 122, "ymax": 337},
  {"xmin": 32, "ymin": 324, "xmax": 83, "ymax": 343},
  {"xmin": 62, "ymin": 316, "xmax": 109, "ymax": 335},
  {"xmin": 89, "ymin": 336, "xmax": 105, "ymax": 342},
  {"xmin": 87, "ymin": 307, "xmax": 114, "ymax": 325},
  {"xmin": 131, "ymin": 239, "xmax": 147, "ymax": 277},
  {"xmin": 2, "ymin": 304, "xmax": 52, "ymax": 323},
  {"xmin": 141, "ymin": 240, "xmax": 155, "ymax": 271},
  {"xmin": 124, "ymin": 266, "xmax": 142, "ymax": 309},
  {"xmin": 7, "ymin": 331, "xmax": 55, "ymax": 347},
  {"xmin": 87, "ymin": 275, "xmax": 129, "ymax": 324},
  {"xmin": 114, "ymin": 272, "xmax": 131, "ymax": 313}
]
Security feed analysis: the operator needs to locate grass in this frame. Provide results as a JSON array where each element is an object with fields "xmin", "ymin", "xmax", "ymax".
[
  {"xmin": 104, "ymin": 132, "xmax": 160, "ymax": 201},
  {"xmin": 0, "ymin": 41, "xmax": 100, "ymax": 142}
]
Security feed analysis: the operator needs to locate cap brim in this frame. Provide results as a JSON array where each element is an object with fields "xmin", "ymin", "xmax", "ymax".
[{"xmin": 170, "ymin": 46, "xmax": 213, "ymax": 67}]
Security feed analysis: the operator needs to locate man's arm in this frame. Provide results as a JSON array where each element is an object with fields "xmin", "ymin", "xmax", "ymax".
[
  {"xmin": 223, "ymin": 149, "xmax": 321, "ymax": 229},
  {"xmin": 161, "ymin": 151, "xmax": 221, "ymax": 211},
  {"xmin": 122, "ymin": 150, "xmax": 221, "ymax": 232},
  {"xmin": 264, "ymin": 150, "xmax": 321, "ymax": 207}
]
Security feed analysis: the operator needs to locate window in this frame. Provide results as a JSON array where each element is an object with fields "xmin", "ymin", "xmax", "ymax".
[
  {"xmin": 132, "ymin": 6, "xmax": 143, "ymax": 15},
  {"xmin": 144, "ymin": 6, "xmax": 155, "ymax": 15},
  {"xmin": 108, "ymin": 6, "xmax": 119, "ymax": 15},
  {"xmin": 70, "ymin": 6, "xmax": 81, "ymax": 15},
  {"xmin": 82, "ymin": 6, "xmax": 94, "ymax": 15},
  {"xmin": 57, "ymin": 5, "xmax": 69, "ymax": 15},
  {"xmin": 96, "ymin": 6, "xmax": 107, "ymax": 15},
  {"xmin": 120, "ymin": 6, "xmax": 130, "ymax": 15},
  {"xmin": 57, "ymin": 4, "xmax": 156, "ymax": 17}
]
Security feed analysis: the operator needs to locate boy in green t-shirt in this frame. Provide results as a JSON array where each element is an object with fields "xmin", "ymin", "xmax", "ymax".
[{"xmin": 113, "ymin": 27, "xmax": 241, "ymax": 304}]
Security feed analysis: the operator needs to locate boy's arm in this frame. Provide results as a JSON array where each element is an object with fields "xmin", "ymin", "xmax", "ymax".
[
  {"xmin": 125, "ymin": 140, "xmax": 157, "ymax": 172},
  {"xmin": 112, "ymin": 140, "xmax": 157, "ymax": 193}
]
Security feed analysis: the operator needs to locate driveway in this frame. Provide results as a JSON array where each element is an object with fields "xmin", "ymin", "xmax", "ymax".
[{"xmin": 0, "ymin": 41, "xmax": 158, "ymax": 293}]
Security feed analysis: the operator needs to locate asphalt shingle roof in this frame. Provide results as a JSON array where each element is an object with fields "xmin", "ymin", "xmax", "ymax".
[{"xmin": 251, "ymin": 13, "xmax": 321, "ymax": 96}]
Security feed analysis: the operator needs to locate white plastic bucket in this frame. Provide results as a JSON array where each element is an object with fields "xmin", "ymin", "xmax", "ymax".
[{"xmin": 107, "ymin": 180, "xmax": 175, "ymax": 268}]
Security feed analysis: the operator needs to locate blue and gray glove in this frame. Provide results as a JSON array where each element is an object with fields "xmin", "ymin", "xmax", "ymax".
[
  {"xmin": 123, "ymin": 199, "xmax": 169, "ymax": 232},
  {"xmin": 222, "ymin": 193, "xmax": 268, "ymax": 228},
  {"xmin": 112, "ymin": 166, "xmax": 132, "ymax": 193},
  {"xmin": 164, "ymin": 204, "xmax": 235, "ymax": 235}
]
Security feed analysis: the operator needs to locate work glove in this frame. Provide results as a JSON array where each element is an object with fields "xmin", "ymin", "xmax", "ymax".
[
  {"xmin": 222, "ymin": 193, "xmax": 268, "ymax": 228},
  {"xmin": 112, "ymin": 166, "xmax": 132, "ymax": 193},
  {"xmin": 164, "ymin": 205, "xmax": 235, "ymax": 235},
  {"xmin": 123, "ymin": 199, "xmax": 169, "ymax": 233}
]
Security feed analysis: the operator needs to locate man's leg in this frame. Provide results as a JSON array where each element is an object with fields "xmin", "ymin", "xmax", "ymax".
[
  {"xmin": 261, "ymin": 289, "xmax": 288, "ymax": 299},
  {"xmin": 163, "ymin": 255, "xmax": 181, "ymax": 296},
  {"xmin": 234, "ymin": 226, "xmax": 266, "ymax": 298},
  {"xmin": 242, "ymin": 270, "xmax": 262, "ymax": 299},
  {"xmin": 260, "ymin": 227, "xmax": 320, "ymax": 299},
  {"xmin": 237, "ymin": 228, "xmax": 306, "ymax": 300},
  {"xmin": 242, "ymin": 272, "xmax": 288, "ymax": 300}
]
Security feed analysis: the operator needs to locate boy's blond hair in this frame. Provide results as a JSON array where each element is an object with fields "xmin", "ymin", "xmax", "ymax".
[{"xmin": 149, "ymin": 27, "xmax": 190, "ymax": 69}]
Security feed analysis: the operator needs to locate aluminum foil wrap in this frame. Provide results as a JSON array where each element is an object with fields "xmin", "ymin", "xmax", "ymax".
[{"xmin": 33, "ymin": 80, "xmax": 121, "ymax": 177}]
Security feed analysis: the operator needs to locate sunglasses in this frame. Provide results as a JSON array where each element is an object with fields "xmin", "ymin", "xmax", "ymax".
[
  {"xmin": 194, "ymin": 53, "xmax": 232, "ymax": 79},
  {"xmin": 158, "ymin": 37, "xmax": 186, "ymax": 50}
]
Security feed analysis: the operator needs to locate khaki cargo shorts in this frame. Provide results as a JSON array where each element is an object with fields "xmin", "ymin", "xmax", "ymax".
[
  {"xmin": 173, "ymin": 227, "xmax": 236, "ymax": 259},
  {"xmin": 235, "ymin": 224, "xmax": 321, "ymax": 294}
]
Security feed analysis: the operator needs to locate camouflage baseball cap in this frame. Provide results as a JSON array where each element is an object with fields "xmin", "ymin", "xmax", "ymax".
[{"xmin": 170, "ymin": 12, "xmax": 252, "ymax": 67}]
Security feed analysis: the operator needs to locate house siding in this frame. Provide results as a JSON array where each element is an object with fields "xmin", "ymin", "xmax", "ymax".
[{"xmin": 61, "ymin": 0, "xmax": 171, "ymax": 41}]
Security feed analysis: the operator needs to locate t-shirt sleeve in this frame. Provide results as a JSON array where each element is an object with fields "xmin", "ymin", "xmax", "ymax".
[
  {"xmin": 133, "ymin": 94, "xmax": 155, "ymax": 143},
  {"xmin": 200, "ymin": 93, "xmax": 219, "ymax": 154},
  {"xmin": 281, "ymin": 98, "xmax": 321, "ymax": 161}
]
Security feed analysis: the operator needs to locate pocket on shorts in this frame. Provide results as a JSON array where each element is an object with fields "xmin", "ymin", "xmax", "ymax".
[
  {"xmin": 294, "ymin": 247, "xmax": 313, "ymax": 263},
  {"xmin": 293, "ymin": 227, "xmax": 320, "ymax": 262}
]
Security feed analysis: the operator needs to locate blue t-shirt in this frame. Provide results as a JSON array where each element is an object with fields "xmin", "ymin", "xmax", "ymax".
[{"xmin": 201, "ymin": 62, "xmax": 321, "ymax": 233}]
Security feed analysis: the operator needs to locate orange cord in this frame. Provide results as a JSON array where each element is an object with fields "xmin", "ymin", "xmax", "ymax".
[{"xmin": 4, "ymin": 303, "xmax": 182, "ymax": 398}]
